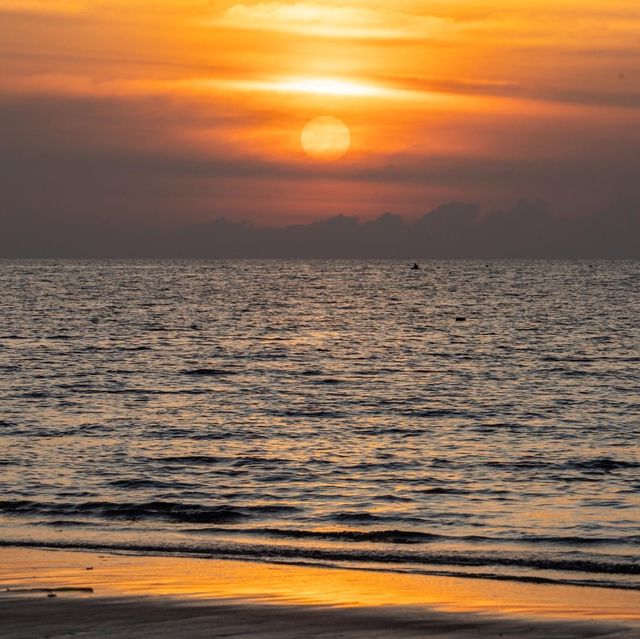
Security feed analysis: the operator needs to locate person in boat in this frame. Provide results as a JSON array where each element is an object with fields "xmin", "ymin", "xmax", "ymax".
[{"xmin": 411, "ymin": 263, "xmax": 420, "ymax": 270}]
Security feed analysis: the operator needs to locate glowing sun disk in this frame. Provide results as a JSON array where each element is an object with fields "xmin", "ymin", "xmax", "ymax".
[{"xmin": 301, "ymin": 116, "xmax": 351, "ymax": 161}]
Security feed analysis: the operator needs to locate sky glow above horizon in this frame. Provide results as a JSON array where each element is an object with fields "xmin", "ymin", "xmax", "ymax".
[{"xmin": 1, "ymin": 0, "xmax": 640, "ymax": 227}]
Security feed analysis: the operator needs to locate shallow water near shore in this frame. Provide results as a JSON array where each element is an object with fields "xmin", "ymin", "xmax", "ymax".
[
  {"xmin": 3, "ymin": 547, "xmax": 640, "ymax": 620},
  {"xmin": 3, "ymin": 548, "xmax": 640, "ymax": 639},
  {"xmin": 0, "ymin": 260, "xmax": 638, "ymax": 589}
]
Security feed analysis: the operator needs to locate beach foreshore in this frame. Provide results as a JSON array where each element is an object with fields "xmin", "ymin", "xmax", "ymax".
[{"xmin": 1, "ymin": 547, "xmax": 639, "ymax": 639}]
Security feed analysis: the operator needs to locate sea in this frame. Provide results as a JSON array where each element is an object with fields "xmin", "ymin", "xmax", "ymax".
[{"xmin": 0, "ymin": 260, "xmax": 638, "ymax": 590}]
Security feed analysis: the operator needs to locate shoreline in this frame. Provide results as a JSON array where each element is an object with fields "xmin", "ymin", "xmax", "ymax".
[
  {"xmin": 2, "ymin": 546, "xmax": 640, "ymax": 639},
  {"xmin": 1, "ymin": 536, "xmax": 637, "ymax": 593}
]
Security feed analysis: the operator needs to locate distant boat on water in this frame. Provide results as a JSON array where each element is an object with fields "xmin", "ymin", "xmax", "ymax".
[{"xmin": 411, "ymin": 263, "xmax": 420, "ymax": 270}]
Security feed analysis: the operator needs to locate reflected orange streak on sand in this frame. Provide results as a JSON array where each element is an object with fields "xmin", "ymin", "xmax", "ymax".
[{"xmin": 1, "ymin": 548, "xmax": 640, "ymax": 622}]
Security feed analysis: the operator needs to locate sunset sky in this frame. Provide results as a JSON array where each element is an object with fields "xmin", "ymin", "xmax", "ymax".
[{"xmin": 2, "ymin": 0, "xmax": 640, "ymax": 230}]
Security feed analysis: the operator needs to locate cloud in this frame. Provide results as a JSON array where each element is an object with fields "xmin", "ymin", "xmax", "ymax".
[
  {"xmin": 209, "ymin": 2, "xmax": 459, "ymax": 40},
  {"xmin": 528, "ymin": 86, "xmax": 640, "ymax": 111},
  {"xmin": 7, "ymin": 61, "xmax": 639, "ymax": 115},
  {"xmin": 389, "ymin": 75, "xmax": 524, "ymax": 99},
  {"xmin": 387, "ymin": 75, "xmax": 640, "ymax": 111},
  {"xmin": 3, "ymin": 200, "xmax": 638, "ymax": 258}
]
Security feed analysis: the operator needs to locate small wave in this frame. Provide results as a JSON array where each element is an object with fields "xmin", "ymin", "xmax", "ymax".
[
  {"xmin": 484, "ymin": 459, "xmax": 545, "ymax": 470},
  {"xmin": 327, "ymin": 511, "xmax": 428, "ymax": 525},
  {"xmin": 251, "ymin": 351, "xmax": 289, "ymax": 361},
  {"xmin": 34, "ymin": 520, "xmax": 94, "ymax": 528},
  {"xmin": 541, "ymin": 356, "xmax": 595, "ymax": 363},
  {"xmin": 107, "ymin": 478, "xmax": 191, "ymax": 490},
  {"xmin": 398, "ymin": 409, "xmax": 462, "ymax": 418},
  {"xmin": 52, "ymin": 386, "xmax": 205, "ymax": 397},
  {"xmin": 101, "ymin": 388, "xmax": 208, "ymax": 396},
  {"xmin": 0, "ymin": 499, "xmax": 299, "ymax": 524},
  {"xmin": 412, "ymin": 487, "xmax": 471, "ymax": 495},
  {"xmin": 232, "ymin": 456, "xmax": 285, "ymax": 468},
  {"xmin": 186, "ymin": 526, "xmax": 443, "ymax": 544},
  {"xmin": 359, "ymin": 427, "xmax": 424, "ymax": 437},
  {"xmin": 273, "ymin": 409, "xmax": 344, "ymax": 418},
  {"xmin": 330, "ymin": 512, "xmax": 390, "ymax": 524},
  {"xmin": 354, "ymin": 368, "xmax": 403, "ymax": 376},
  {"xmin": 74, "ymin": 423, "xmax": 111, "ymax": 434},
  {"xmin": 500, "ymin": 532, "xmax": 640, "ymax": 546},
  {"xmin": 483, "ymin": 457, "xmax": 639, "ymax": 474},
  {"xmin": 182, "ymin": 526, "xmax": 640, "ymax": 547},
  {"xmin": 569, "ymin": 458, "xmax": 640, "ymax": 472},
  {"xmin": 346, "ymin": 460, "xmax": 420, "ymax": 472},
  {"xmin": 159, "ymin": 455, "xmax": 225, "ymax": 465},
  {"xmin": 430, "ymin": 458, "xmax": 453, "ymax": 467},
  {"xmin": 547, "ymin": 368, "xmax": 593, "ymax": 377},
  {"xmin": 183, "ymin": 368, "xmax": 239, "ymax": 377}
]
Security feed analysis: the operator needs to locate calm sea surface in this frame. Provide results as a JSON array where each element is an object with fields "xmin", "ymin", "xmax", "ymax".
[{"xmin": 0, "ymin": 260, "xmax": 638, "ymax": 589}]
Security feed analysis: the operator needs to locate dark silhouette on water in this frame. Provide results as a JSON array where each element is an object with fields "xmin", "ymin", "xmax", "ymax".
[{"xmin": 411, "ymin": 263, "xmax": 420, "ymax": 270}]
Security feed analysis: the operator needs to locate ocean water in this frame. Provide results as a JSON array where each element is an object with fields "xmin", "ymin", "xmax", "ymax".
[{"xmin": 0, "ymin": 260, "xmax": 639, "ymax": 590}]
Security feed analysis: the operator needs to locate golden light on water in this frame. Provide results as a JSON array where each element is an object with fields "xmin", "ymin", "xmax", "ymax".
[{"xmin": 301, "ymin": 116, "xmax": 351, "ymax": 160}]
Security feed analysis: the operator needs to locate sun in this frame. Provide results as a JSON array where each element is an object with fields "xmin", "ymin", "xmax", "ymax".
[{"xmin": 300, "ymin": 116, "xmax": 351, "ymax": 160}]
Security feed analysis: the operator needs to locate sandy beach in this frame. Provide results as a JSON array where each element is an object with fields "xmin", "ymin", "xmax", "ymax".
[{"xmin": 1, "ymin": 546, "xmax": 639, "ymax": 638}]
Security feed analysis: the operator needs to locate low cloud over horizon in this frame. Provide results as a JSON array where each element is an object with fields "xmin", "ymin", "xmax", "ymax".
[{"xmin": 2, "ymin": 200, "xmax": 638, "ymax": 258}]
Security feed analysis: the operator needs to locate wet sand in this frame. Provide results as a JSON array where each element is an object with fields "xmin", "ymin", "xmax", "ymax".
[{"xmin": 1, "ymin": 547, "xmax": 639, "ymax": 638}]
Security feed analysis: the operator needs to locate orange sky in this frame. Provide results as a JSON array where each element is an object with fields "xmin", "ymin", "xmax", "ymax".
[{"xmin": 1, "ymin": 0, "xmax": 640, "ymax": 226}]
